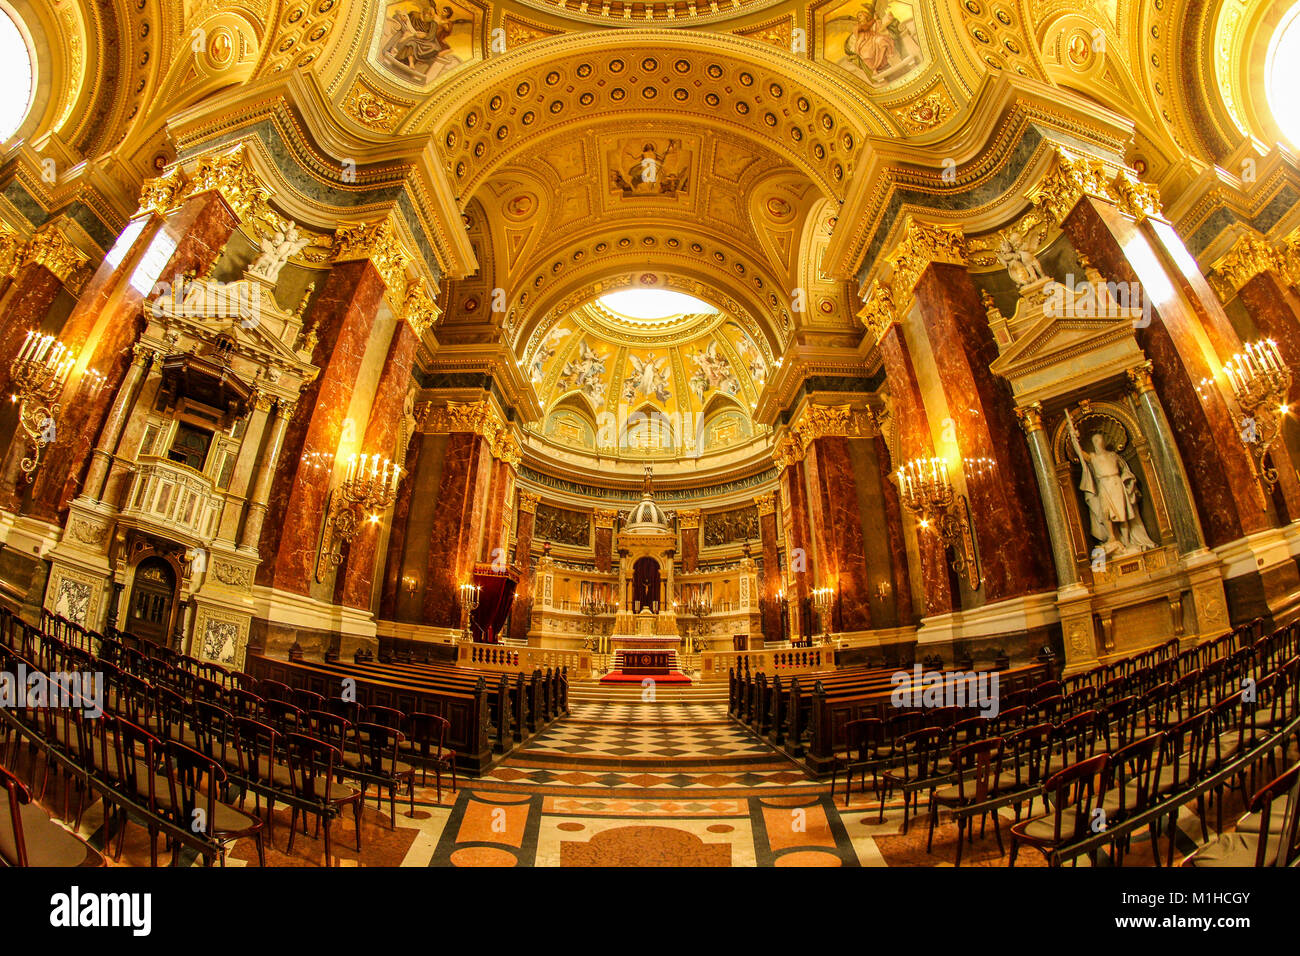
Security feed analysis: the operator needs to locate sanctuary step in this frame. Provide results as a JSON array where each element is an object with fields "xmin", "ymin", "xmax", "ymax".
[
  {"xmin": 612, "ymin": 647, "xmax": 679, "ymax": 674},
  {"xmin": 569, "ymin": 679, "xmax": 728, "ymax": 704}
]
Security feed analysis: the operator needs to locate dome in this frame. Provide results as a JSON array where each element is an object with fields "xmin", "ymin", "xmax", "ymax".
[{"xmin": 623, "ymin": 468, "xmax": 672, "ymax": 533}]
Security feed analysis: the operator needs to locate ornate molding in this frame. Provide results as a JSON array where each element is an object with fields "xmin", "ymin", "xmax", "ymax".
[
  {"xmin": 1211, "ymin": 233, "xmax": 1281, "ymax": 299},
  {"xmin": 858, "ymin": 279, "xmax": 898, "ymax": 342},
  {"xmin": 25, "ymin": 225, "xmax": 89, "ymax": 284},
  {"xmin": 594, "ymin": 508, "xmax": 618, "ymax": 529},
  {"xmin": 887, "ymin": 218, "xmax": 969, "ymax": 300},
  {"xmin": 753, "ymin": 492, "xmax": 775, "ymax": 517},
  {"xmin": 518, "ymin": 491, "xmax": 540, "ymax": 514},
  {"xmin": 1030, "ymin": 148, "xmax": 1164, "ymax": 227},
  {"xmin": 676, "ymin": 509, "xmax": 700, "ymax": 529}
]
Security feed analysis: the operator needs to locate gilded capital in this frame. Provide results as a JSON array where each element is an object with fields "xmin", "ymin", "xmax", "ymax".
[
  {"xmin": 1126, "ymin": 360, "xmax": 1156, "ymax": 396},
  {"xmin": 1030, "ymin": 148, "xmax": 1163, "ymax": 226},
  {"xmin": 1015, "ymin": 402, "xmax": 1044, "ymax": 434},
  {"xmin": 180, "ymin": 145, "xmax": 271, "ymax": 222},
  {"xmin": 518, "ymin": 491, "xmax": 540, "ymax": 514},
  {"xmin": 1211, "ymin": 233, "xmax": 1279, "ymax": 298},
  {"xmin": 888, "ymin": 217, "xmax": 968, "ymax": 298},
  {"xmin": 594, "ymin": 508, "xmax": 618, "ymax": 528},
  {"xmin": 677, "ymin": 509, "xmax": 700, "ymax": 529},
  {"xmin": 332, "ymin": 217, "xmax": 413, "ymax": 309},
  {"xmin": 753, "ymin": 492, "xmax": 776, "ymax": 517},
  {"xmin": 26, "ymin": 225, "xmax": 89, "ymax": 284},
  {"xmin": 858, "ymin": 279, "xmax": 898, "ymax": 342}
]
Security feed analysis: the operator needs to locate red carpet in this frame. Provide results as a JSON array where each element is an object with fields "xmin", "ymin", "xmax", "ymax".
[{"xmin": 599, "ymin": 671, "xmax": 693, "ymax": 685}]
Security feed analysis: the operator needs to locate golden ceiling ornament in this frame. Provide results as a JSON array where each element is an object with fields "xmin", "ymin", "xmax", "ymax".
[
  {"xmin": 24, "ymin": 225, "xmax": 89, "ymax": 284},
  {"xmin": 344, "ymin": 82, "xmax": 405, "ymax": 133},
  {"xmin": 1211, "ymin": 233, "xmax": 1279, "ymax": 297},
  {"xmin": 503, "ymin": 15, "xmax": 563, "ymax": 48},
  {"xmin": 518, "ymin": 491, "xmax": 540, "ymax": 514},
  {"xmin": 753, "ymin": 492, "xmax": 775, "ymax": 516},
  {"xmin": 180, "ymin": 145, "xmax": 273, "ymax": 223},
  {"xmin": 895, "ymin": 91, "xmax": 951, "ymax": 135},
  {"xmin": 733, "ymin": 16, "xmax": 794, "ymax": 50}
]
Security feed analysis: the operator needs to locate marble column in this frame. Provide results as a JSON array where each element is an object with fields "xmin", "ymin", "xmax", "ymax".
[
  {"xmin": 678, "ymin": 510, "xmax": 700, "ymax": 572},
  {"xmin": 876, "ymin": 324, "xmax": 954, "ymax": 615},
  {"xmin": 254, "ymin": 258, "xmax": 387, "ymax": 595},
  {"xmin": 478, "ymin": 457, "xmax": 516, "ymax": 567},
  {"xmin": 1061, "ymin": 197, "xmax": 1273, "ymax": 546},
  {"xmin": 29, "ymin": 191, "xmax": 240, "ymax": 522},
  {"xmin": 80, "ymin": 344, "xmax": 156, "ymax": 503},
  {"xmin": 378, "ymin": 435, "xmax": 424, "ymax": 621},
  {"xmin": 421, "ymin": 430, "xmax": 494, "ymax": 629},
  {"xmin": 779, "ymin": 456, "xmax": 813, "ymax": 639},
  {"xmin": 755, "ymin": 493, "xmax": 783, "ymax": 642},
  {"xmin": 338, "ymin": 321, "xmax": 419, "ymax": 610},
  {"xmin": 804, "ymin": 434, "xmax": 873, "ymax": 632},
  {"xmin": 215, "ymin": 392, "xmax": 275, "ymax": 544},
  {"xmin": 510, "ymin": 492, "xmax": 538, "ymax": 639},
  {"xmin": 1126, "ymin": 362, "xmax": 1206, "ymax": 553},
  {"xmin": 1015, "ymin": 404, "xmax": 1079, "ymax": 588},
  {"xmin": 593, "ymin": 509, "xmax": 616, "ymax": 573},
  {"xmin": 872, "ymin": 431, "xmax": 916, "ymax": 625},
  {"xmin": 912, "ymin": 262, "xmax": 1057, "ymax": 601},
  {"xmin": 239, "ymin": 400, "xmax": 294, "ymax": 553}
]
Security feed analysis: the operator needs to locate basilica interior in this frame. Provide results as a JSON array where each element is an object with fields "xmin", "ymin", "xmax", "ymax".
[{"xmin": 1, "ymin": 0, "xmax": 1300, "ymax": 871}]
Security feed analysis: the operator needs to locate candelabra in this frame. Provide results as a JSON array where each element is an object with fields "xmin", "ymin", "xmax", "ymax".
[
  {"xmin": 1221, "ymin": 339, "xmax": 1292, "ymax": 492},
  {"xmin": 459, "ymin": 582, "xmax": 481, "ymax": 641},
  {"xmin": 9, "ymin": 332, "xmax": 78, "ymax": 481},
  {"xmin": 315, "ymin": 452, "xmax": 402, "ymax": 581},
  {"xmin": 580, "ymin": 595, "xmax": 613, "ymax": 652},
  {"xmin": 683, "ymin": 594, "xmax": 713, "ymax": 652},
  {"xmin": 810, "ymin": 587, "xmax": 835, "ymax": 645},
  {"xmin": 895, "ymin": 456, "xmax": 981, "ymax": 590}
]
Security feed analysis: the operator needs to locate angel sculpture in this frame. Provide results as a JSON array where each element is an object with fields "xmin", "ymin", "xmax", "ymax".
[
  {"xmin": 995, "ymin": 227, "xmax": 1049, "ymax": 289},
  {"xmin": 247, "ymin": 221, "xmax": 309, "ymax": 284}
]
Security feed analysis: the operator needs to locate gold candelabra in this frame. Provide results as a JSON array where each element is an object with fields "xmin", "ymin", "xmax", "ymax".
[
  {"xmin": 459, "ymin": 582, "xmax": 481, "ymax": 641},
  {"xmin": 8, "ymin": 332, "xmax": 79, "ymax": 481},
  {"xmin": 895, "ymin": 456, "xmax": 981, "ymax": 590},
  {"xmin": 580, "ymin": 595, "xmax": 614, "ymax": 651},
  {"xmin": 315, "ymin": 452, "xmax": 402, "ymax": 581},
  {"xmin": 1221, "ymin": 339, "xmax": 1292, "ymax": 492},
  {"xmin": 684, "ymin": 594, "xmax": 713, "ymax": 652},
  {"xmin": 810, "ymin": 586, "xmax": 835, "ymax": 645}
]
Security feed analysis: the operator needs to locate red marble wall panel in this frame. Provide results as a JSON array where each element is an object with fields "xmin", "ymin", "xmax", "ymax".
[
  {"xmin": 913, "ymin": 262, "xmax": 1056, "ymax": 601},
  {"xmin": 0, "ymin": 263, "xmax": 64, "ymax": 398},
  {"xmin": 378, "ymin": 435, "xmax": 422, "ymax": 620},
  {"xmin": 255, "ymin": 258, "xmax": 387, "ymax": 594},
  {"xmin": 28, "ymin": 194, "xmax": 239, "ymax": 521},
  {"xmin": 809, "ymin": 435, "xmax": 873, "ymax": 631},
  {"xmin": 872, "ymin": 432, "xmax": 915, "ymax": 625},
  {"xmin": 877, "ymin": 324, "xmax": 953, "ymax": 616},
  {"xmin": 339, "ymin": 321, "xmax": 418, "ymax": 610},
  {"xmin": 1237, "ymin": 271, "xmax": 1300, "ymax": 516},
  {"xmin": 779, "ymin": 460, "xmax": 813, "ymax": 638},
  {"xmin": 421, "ymin": 431, "xmax": 493, "ymax": 629},
  {"xmin": 510, "ymin": 504, "xmax": 536, "ymax": 639},
  {"xmin": 1063, "ymin": 198, "xmax": 1272, "ymax": 545},
  {"xmin": 594, "ymin": 526, "xmax": 613, "ymax": 572},
  {"xmin": 680, "ymin": 524, "xmax": 699, "ymax": 572},
  {"xmin": 758, "ymin": 506, "xmax": 783, "ymax": 641}
]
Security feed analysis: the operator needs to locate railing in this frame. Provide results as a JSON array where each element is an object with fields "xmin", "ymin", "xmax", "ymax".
[
  {"xmin": 699, "ymin": 646, "xmax": 834, "ymax": 682},
  {"xmin": 121, "ymin": 455, "xmax": 224, "ymax": 542},
  {"xmin": 457, "ymin": 641, "xmax": 593, "ymax": 678}
]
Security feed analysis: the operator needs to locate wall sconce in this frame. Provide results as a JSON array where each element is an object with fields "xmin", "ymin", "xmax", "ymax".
[
  {"xmin": 874, "ymin": 581, "xmax": 891, "ymax": 601},
  {"xmin": 314, "ymin": 452, "xmax": 401, "ymax": 581},
  {"xmin": 1221, "ymin": 339, "xmax": 1292, "ymax": 492},
  {"xmin": 402, "ymin": 574, "xmax": 419, "ymax": 595},
  {"xmin": 895, "ymin": 456, "xmax": 981, "ymax": 590},
  {"xmin": 9, "ymin": 332, "xmax": 78, "ymax": 481},
  {"xmin": 459, "ymin": 582, "xmax": 481, "ymax": 641}
]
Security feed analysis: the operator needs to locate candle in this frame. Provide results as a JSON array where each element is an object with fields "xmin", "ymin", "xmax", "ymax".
[{"xmin": 17, "ymin": 331, "xmax": 35, "ymax": 363}]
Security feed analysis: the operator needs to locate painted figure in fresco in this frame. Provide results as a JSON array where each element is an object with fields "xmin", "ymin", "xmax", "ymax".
[
  {"xmin": 1066, "ymin": 411, "xmax": 1157, "ymax": 556},
  {"xmin": 384, "ymin": 2, "xmax": 470, "ymax": 77},
  {"xmin": 560, "ymin": 342, "xmax": 609, "ymax": 407},
  {"xmin": 610, "ymin": 140, "xmax": 689, "ymax": 197},
  {"xmin": 688, "ymin": 341, "xmax": 739, "ymax": 400},
  {"xmin": 829, "ymin": 1, "xmax": 922, "ymax": 85},
  {"xmin": 849, "ymin": 8, "xmax": 898, "ymax": 74},
  {"xmin": 624, "ymin": 354, "xmax": 671, "ymax": 404}
]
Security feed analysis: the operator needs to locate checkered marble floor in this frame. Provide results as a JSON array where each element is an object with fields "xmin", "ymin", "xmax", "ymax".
[
  {"xmin": 515, "ymin": 716, "xmax": 774, "ymax": 760},
  {"xmin": 563, "ymin": 701, "xmax": 733, "ymax": 724}
]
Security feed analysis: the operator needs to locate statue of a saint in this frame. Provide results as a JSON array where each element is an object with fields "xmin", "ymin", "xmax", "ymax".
[{"xmin": 1066, "ymin": 410, "xmax": 1157, "ymax": 555}]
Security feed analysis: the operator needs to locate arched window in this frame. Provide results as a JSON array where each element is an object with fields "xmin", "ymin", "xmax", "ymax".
[
  {"xmin": 0, "ymin": 8, "xmax": 32, "ymax": 142},
  {"xmin": 1267, "ymin": 3, "xmax": 1300, "ymax": 147}
]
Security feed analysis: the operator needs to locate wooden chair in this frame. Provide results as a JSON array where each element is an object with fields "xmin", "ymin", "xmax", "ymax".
[
  {"xmin": 926, "ymin": 736, "xmax": 1006, "ymax": 866},
  {"xmin": 231, "ymin": 717, "xmax": 290, "ymax": 846},
  {"xmin": 1101, "ymin": 732, "xmax": 1163, "ymax": 866},
  {"xmin": 0, "ymin": 763, "xmax": 103, "ymax": 867},
  {"xmin": 403, "ymin": 713, "xmax": 458, "ymax": 802},
  {"xmin": 1184, "ymin": 764, "xmax": 1300, "ymax": 868},
  {"xmin": 830, "ymin": 717, "xmax": 887, "ymax": 807},
  {"xmin": 1009, "ymin": 753, "xmax": 1110, "ymax": 867},
  {"xmin": 163, "ymin": 739, "xmax": 265, "ymax": 866},
  {"xmin": 344, "ymin": 722, "xmax": 415, "ymax": 827},
  {"xmin": 880, "ymin": 726, "xmax": 945, "ymax": 832},
  {"xmin": 285, "ymin": 733, "xmax": 362, "ymax": 866}
]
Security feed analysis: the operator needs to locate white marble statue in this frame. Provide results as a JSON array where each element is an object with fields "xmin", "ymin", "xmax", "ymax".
[
  {"xmin": 1066, "ymin": 410, "xmax": 1157, "ymax": 556},
  {"xmin": 247, "ymin": 221, "xmax": 309, "ymax": 283}
]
